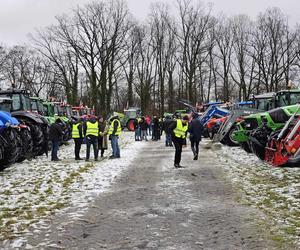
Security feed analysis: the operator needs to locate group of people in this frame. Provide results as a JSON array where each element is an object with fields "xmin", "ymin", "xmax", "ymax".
[
  {"xmin": 133, "ymin": 115, "xmax": 162, "ymax": 141},
  {"xmin": 49, "ymin": 115, "xmax": 122, "ymax": 162}
]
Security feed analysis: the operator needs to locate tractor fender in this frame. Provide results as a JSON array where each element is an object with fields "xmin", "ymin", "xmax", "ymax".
[{"xmin": 12, "ymin": 111, "xmax": 44, "ymax": 124}]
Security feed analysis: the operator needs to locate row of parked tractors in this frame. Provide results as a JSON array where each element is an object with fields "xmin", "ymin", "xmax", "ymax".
[
  {"xmin": 181, "ymin": 89, "xmax": 300, "ymax": 167},
  {"xmin": 0, "ymin": 88, "xmax": 95, "ymax": 170}
]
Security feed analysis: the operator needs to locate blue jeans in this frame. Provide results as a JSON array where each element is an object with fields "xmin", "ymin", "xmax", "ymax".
[
  {"xmin": 165, "ymin": 133, "xmax": 173, "ymax": 146},
  {"xmin": 135, "ymin": 128, "xmax": 141, "ymax": 141},
  {"xmin": 51, "ymin": 141, "xmax": 60, "ymax": 160},
  {"xmin": 111, "ymin": 135, "xmax": 120, "ymax": 157},
  {"xmin": 141, "ymin": 130, "xmax": 148, "ymax": 141}
]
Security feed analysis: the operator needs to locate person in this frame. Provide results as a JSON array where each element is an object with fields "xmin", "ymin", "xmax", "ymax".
[
  {"xmin": 152, "ymin": 116, "xmax": 160, "ymax": 141},
  {"xmin": 108, "ymin": 115, "xmax": 122, "ymax": 159},
  {"xmin": 84, "ymin": 116, "xmax": 99, "ymax": 161},
  {"xmin": 72, "ymin": 118, "xmax": 83, "ymax": 160},
  {"xmin": 168, "ymin": 115, "xmax": 189, "ymax": 168},
  {"xmin": 188, "ymin": 113, "xmax": 203, "ymax": 160},
  {"xmin": 140, "ymin": 117, "xmax": 148, "ymax": 141},
  {"xmin": 145, "ymin": 115, "xmax": 151, "ymax": 136},
  {"xmin": 49, "ymin": 118, "xmax": 63, "ymax": 161},
  {"xmin": 162, "ymin": 115, "xmax": 173, "ymax": 147},
  {"xmin": 134, "ymin": 118, "xmax": 141, "ymax": 141},
  {"xmin": 98, "ymin": 116, "xmax": 108, "ymax": 157}
]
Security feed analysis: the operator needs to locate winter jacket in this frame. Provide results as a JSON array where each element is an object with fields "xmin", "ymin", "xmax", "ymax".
[
  {"xmin": 162, "ymin": 118, "xmax": 173, "ymax": 133},
  {"xmin": 83, "ymin": 119, "xmax": 98, "ymax": 137},
  {"xmin": 49, "ymin": 122, "xmax": 63, "ymax": 142},
  {"xmin": 140, "ymin": 120, "xmax": 148, "ymax": 130},
  {"xmin": 188, "ymin": 118, "xmax": 203, "ymax": 141}
]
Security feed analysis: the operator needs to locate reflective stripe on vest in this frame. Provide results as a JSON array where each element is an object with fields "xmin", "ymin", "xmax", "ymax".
[
  {"xmin": 72, "ymin": 123, "xmax": 80, "ymax": 138},
  {"xmin": 86, "ymin": 121, "xmax": 99, "ymax": 136},
  {"xmin": 108, "ymin": 119, "xmax": 122, "ymax": 136},
  {"xmin": 174, "ymin": 119, "xmax": 188, "ymax": 138}
]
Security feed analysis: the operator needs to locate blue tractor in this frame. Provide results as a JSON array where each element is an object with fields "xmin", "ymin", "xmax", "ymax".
[{"xmin": 0, "ymin": 98, "xmax": 22, "ymax": 168}]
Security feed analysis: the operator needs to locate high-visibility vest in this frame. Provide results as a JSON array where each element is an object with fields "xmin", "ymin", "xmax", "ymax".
[
  {"xmin": 108, "ymin": 119, "xmax": 122, "ymax": 136},
  {"xmin": 86, "ymin": 121, "xmax": 99, "ymax": 136},
  {"xmin": 174, "ymin": 119, "xmax": 188, "ymax": 138},
  {"xmin": 72, "ymin": 123, "xmax": 81, "ymax": 138}
]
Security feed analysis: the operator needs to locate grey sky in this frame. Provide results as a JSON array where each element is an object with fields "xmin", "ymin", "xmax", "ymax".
[{"xmin": 0, "ymin": 0, "xmax": 299, "ymax": 45}]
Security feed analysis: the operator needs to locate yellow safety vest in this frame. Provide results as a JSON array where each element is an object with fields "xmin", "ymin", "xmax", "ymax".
[
  {"xmin": 72, "ymin": 123, "xmax": 81, "ymax": 138},
  {"xmin": 86, "ymin": 121, "xmax": 99, "ymax": 136},
  {"xmin": 174, "ymin": 119, "xmax": 188, "ymax": 138},
  {"xmin": 108, "ymin": 119, "xmax": 122, "ymax": 136}
]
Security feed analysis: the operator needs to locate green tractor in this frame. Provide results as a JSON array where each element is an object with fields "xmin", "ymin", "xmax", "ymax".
[{"xmin": 122, "ymin": 107, "xmax": 141, "ymax": 131}]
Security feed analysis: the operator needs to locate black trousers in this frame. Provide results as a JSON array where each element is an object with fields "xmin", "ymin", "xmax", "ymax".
[
  {"xmin": 86, "ymin": 135, "xmax": 99, "ymax": 160},
  {"xmin": 172, "ymin": 137, "xmax": 184, "ymax": 165},
  {"xmin": 191, "ymin": 138, "xmax": 200, "ymax": 156},
  {"xmin": 74, "ymin": 138, "xmax": 83, "ymax": 159}
]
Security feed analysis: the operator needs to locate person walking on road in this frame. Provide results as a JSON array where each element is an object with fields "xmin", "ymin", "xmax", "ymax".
[
  {"xmin": 168, "ymin": 115, "xmax": 189, "ymax": 168},
  {"xmin": 72, "ymin": 118, "xmax": 83, "ymax": 160},
  {"xmin": 84, "ymin": 116, "xmax": 99, "ymax": 161},
  {"xmin": 108, "ymin": 115, "xmax": 122, "ymax": 159},
  {"xmin": 188, "ymin": 113, "xmax": 203, "ymax": 160},
  {"xmin": 49, "ymin": 118, "xmax": 64, "ymax": 161},
  {"xmin": 98, "ymin": 116, "xmax": 108, "ymax": 157}
]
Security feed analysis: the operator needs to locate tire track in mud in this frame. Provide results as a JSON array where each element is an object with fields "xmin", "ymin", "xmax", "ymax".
[{"xmin": 25, "ymin": 140, "xmax": 273, "ymax": 249}]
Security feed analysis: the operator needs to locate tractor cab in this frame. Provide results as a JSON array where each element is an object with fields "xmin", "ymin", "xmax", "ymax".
[
  {"xmin": 30, "ymin": 97, "xmax": 47, "ymax": 116},
  {"xmin": 0, "ymin": 98, "xmax": 13, "ymax": 113},
  {"xmin": 275, "ymin": 90, "xmax": 300, "ymax": 107},
  {"xmin": 252, "ymin": 92, "xmax": 275, "ymax": 111},
  {"xmin": 0, "ymin": 89, "xmax": 32, "ymax": 112}
]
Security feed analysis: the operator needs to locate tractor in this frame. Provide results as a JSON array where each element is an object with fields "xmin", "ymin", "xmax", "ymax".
[
  {"xmin": 123, "ymin": 107, "xmax": 141, "ymax": 131},
  {"xmin": 0, "ymin": 89, "xmax": 49, "ymax": 158}
]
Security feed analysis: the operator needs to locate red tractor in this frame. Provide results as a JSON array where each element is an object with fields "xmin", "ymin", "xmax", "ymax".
[{"xmin": 265, "ymin": 106, "xmax": 300, "ymax": 167}]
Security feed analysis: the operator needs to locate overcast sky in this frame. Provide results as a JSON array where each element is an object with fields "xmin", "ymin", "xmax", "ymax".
[{"xmin": 0, "ymin": 0, "xmax": 299, "ymax": 45}]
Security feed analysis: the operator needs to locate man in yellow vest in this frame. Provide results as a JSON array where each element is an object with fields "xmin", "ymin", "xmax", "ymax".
[
  {"xmin": 168, "ymin": 115, "xmax": 189, "ymax": 168},
  {"xmin": 72, "ymin": 118, "xmax": 83, "ymax": 160},
  {"xmin": 108, "ymin": 115, "xmax": 122, "ymax": 159},
  {"xmin": 84, "ymin": 116, "xmax": 99, "ymax": 161}
]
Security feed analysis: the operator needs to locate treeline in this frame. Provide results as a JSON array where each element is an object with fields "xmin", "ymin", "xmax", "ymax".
[{"xmin": 0, "ymin": 0, "xmax": 300, "ymax": 116}]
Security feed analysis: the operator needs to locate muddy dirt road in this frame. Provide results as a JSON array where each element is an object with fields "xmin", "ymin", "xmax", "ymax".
[{"xmin": 23, "ymin": 139, "xmax": 274, "ymax": 250}]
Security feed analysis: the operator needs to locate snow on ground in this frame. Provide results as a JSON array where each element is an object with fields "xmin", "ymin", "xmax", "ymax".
[
  {"xmin": 0, "ymin": 132, "xmax": 147, "ymax": 247},
  {"xmin": 207, "ymin": 141, "xmax": 300, "ymax": 248}
]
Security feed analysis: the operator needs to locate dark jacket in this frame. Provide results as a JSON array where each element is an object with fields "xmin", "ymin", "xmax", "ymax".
[
  {"xmin": 49, "ymin": 122, "xmax": 63, "ymax": 142},
  {"xmin": 99, "ymin": 121, "xmax": 106, "ymax": 133},
  {"xmin": 168, "ymin": 120, "xmax": 188, "ymax": 138},
  {"xmin": 133, "ymin": 119, "xmax": 139, "ymax": 130},
  {"xmin": 140, "ymin": 119, "xmax": 148, "ymax": 130},
  {"xmin": 162, "ymin": 117, "xmax": 173, "ymax": 133},
  {"xmin": 188, "ymin": 118, "xmax": 203, "ymax": 141}
]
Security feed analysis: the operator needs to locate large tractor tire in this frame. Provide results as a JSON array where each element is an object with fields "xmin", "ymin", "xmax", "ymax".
[
  {"xmin": 0, "ymin": 128, "xmax": 20, "ymax": 169},
  {"xmin": 249, "ymin": 127, "xmax": 271, "ymax": 160},
  {"xmin": 220, "ymin": 126, "xmax": 239, "ymax": 147},
  {"xmin": 17, "ymin": 128, "xmax": 33, "ymax": 162},
  {"xmin": 127, "ymin": 119, "xmax": 135, "ymax": 131},
  {"xmin": 26, "ymin": 122, "xmax": 44, "ymax": 157},
  {"xmin": 241, "ymin": 142, "xmax": 252, "ymax": 153}
]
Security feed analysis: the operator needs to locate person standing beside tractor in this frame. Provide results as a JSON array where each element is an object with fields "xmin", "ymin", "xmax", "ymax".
[
  {"xmin": 188, "ymin": 113, "xmax": 203, "ymax": 160},
  {"xmin": 134, "ymin": 117, "xmax": 141, "ymax": 141},
  {"xmin": 72, "ymin": 118, "xmax": 83, "ymax": 160},
  {"xmin": 168, "ymin": 115, "xmax": 189, "ymax": 168},
  {"xmin": 98, "ymin": 116, "xmax": 108, "ymax": 158},
  {"xmin": 108, "ymin": 115, "xmax": 122, "ymax": 159},
  {"xmin": 49, "ymin": 118, "xmax": 64, "ymax": 161},
  {"xmin": 84, "ymin": 116, "xmax": 99, "ymax": 161},
  {"xmin": 140, "ymin": 117, "xmax": 148, "ymax": 141}
]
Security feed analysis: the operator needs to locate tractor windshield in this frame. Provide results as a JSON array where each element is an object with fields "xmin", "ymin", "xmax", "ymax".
[
  {"xmin": 0, "ymin": 100, "xmax": 11, "ymax": 112},
  {"xmin": 31, "ymin": 100, "xmax": 38, "ymax": 112},
  {"xmin": 277, "ymin": 92, "xmax": 300, "ymax": 107},
  {"xmin": 255, "ymin": 98, "xmax": 272, "ymax": 111},
  {"xmin": 54, "ymin": 105, "xmax": 62, "ymax": 116}
]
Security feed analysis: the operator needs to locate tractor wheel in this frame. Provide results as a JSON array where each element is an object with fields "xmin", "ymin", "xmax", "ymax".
[
  {"xmin": 241, "ymin": 142, "xmax": 252, "ymax": 153},
  {"xmin": 0, "ymin": 128, "xmax": 20, "ymax": 168},
  {"xmin": 26, "ymin": 122, "xmax": 44, "ymax": 157},
  {"xmin": 17, "ymin": 128, "xmax": 33, "ymax": 162},
  {"xmin": 127, "ymin": 119, "xmax": 135, "ymax": 131},
  {"xmin": 248, "ymin": 127, "xmax": 270, "ymax": 160},
  {"xmin": 220, "ymin": 126, "xmax": 239, "ymax": 147}
]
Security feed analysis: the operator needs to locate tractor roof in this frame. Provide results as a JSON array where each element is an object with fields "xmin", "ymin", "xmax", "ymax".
[
  {"xmin": 0, "ymin": 88, "xmax": 30, "ymax": 95},
  {"xmin": 0, "ymin": 97, "xmax": 12, "ymax": 103},
  {"xmin": 253, "ymin": 92, "xmax": 275, "ymax": 99},
  {"xmin": 277, "ymin": 89, "xmax": 300, "ymax": 93}
]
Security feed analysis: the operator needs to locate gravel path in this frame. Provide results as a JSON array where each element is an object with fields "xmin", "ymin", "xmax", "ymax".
[{"xmin": 23, "ymin": 138, "xmax": 275, "ymax": 250}]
